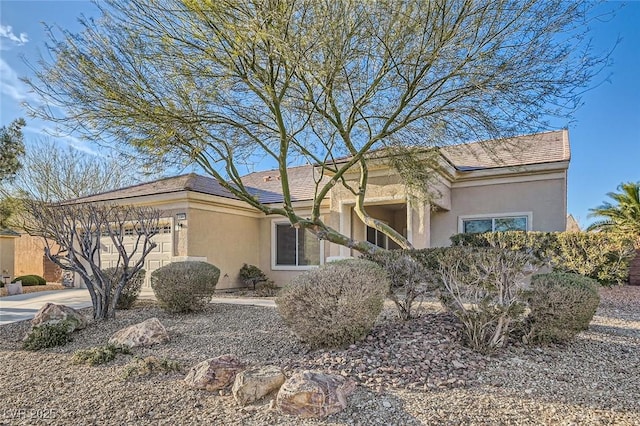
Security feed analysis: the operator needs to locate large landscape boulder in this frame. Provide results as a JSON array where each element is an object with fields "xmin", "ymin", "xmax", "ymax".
[
  {"xmin": 232, "ymin": 365, "xmax": 286, "ymax": 406},
  {"xmin": 184, "ymin": 354, "xmax": 245, "ymax": 392},
  {"xmin": 31, "ymin": 303, "xmax": 87, "ymax": 332},
  {"xmin": 108, "ymin": 317, "xmax": 169, "ymax": 348},
  {"xmin": 276, "ymin": 371, "xmax": 356, "ymax": 418}
]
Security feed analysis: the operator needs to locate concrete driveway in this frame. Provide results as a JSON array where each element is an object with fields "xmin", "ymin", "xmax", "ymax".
[
  {"xmin": 0, "ymin": 289, "xmax": 93, "ymax": 326},
  {"xmin": 0, "ymin": 288, "xmax": 275, "ymax": 326}
]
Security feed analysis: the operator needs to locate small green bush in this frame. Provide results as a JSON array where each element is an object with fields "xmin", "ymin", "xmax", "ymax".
[
  {"xmin": 151, "ymin": 261, "xmax": 220, "ymax": 313},
  {"xmin": 71, "ymin": 344, "xmax": 132, "ymax": 366},
  {"xmin": 122, "ymin": 356, "xmax": 183, "ymax": 380},
  {"xmin": 525, "ymin": 272, "xmax": 600, "ymax": 344},
  {"xmin": 104, "ymin": 267, "xmax": 145, "ymax": 310},
  {"xmin": 12, "ymin": 275, "xmax": 46, "ymax": 286},
  {"xmin": 22, "ymin": 321, "xmax": 73, "ymax": 351},
  {"xmin": 276, "ymin": 259, "xmax": 389, "ymax": 349}
]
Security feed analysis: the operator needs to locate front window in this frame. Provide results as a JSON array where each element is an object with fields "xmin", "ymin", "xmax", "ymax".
[
  {"xmin": 366, "ymin": 226, "xmax": 388, "ymax": 249},
  {"xmin": 275, "ymin": 224, "xmax": 321, "ymax": 267},
  {"xmin": 462, "ymin": 216, "xmax": 528, "ymax": 233}
]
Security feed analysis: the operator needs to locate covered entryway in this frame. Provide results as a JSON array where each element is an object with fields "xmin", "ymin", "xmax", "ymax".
[
  {"xmin": 99, "ymin": 223, "xmax": 174, "ymax": 287},
  {"xmin": 350, "ymin": 203, "xmax": 408, "ymax": 251}
]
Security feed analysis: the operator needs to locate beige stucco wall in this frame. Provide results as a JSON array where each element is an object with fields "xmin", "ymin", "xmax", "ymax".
[
  {"xmin": 430, "ymin": 176, "xmax": 567, "ymax": 247},
  {"xmin": 256, "ymin": 213, "xmax": 333, "ymax": 287},
  {"xmin": 13, "ymin": 233, "xmax": 45, "ymax": 277},
  {"xmin": 0, "ymin": 237, "xmax": 16, "ymax": 279},
  {"xmin": 186, "ymin": 207, "xmax": 260, "ymax": 290}
]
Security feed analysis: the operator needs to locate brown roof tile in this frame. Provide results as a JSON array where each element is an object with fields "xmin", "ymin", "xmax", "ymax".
[
  {"xmin": 440, "ymin": 130, "xmax": 569, "ymax": 171},
  {"xmin": 70, "ymin": 131, "xmax": 569, "ymax": 205},
  {"xmin": 240, "ymin": 165, "xmax": 331, "ymax": 203},
  {"xmin": 70, "ymin": 173, "xmax": 236, "ymax": 203}
]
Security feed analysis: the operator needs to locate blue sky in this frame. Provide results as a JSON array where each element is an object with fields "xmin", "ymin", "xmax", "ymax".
[{"xmin": 0, "ymin": 1, "xmax": 638, "ymax": 227}]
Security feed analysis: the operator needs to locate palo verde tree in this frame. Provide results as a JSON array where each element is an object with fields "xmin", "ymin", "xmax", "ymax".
[
  {"xmin": 24, "ymin": 0, "xmax": 608, "ymax": 254},
  {"xmin": 23, "ymin": 201, "xmax": 161, "ymax": 320}
]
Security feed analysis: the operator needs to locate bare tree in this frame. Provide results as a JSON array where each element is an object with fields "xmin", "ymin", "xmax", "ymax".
[
  {"xmin": 24, "ymin": 0, "xmax": 609, "ymax": 254},
  {"xmin": 2, "ymin": 138, "xmax": 154, "ymax": 202},
  {"xmin": 23, "ymin": 201, "xmax": 161, "ymax": 320}
]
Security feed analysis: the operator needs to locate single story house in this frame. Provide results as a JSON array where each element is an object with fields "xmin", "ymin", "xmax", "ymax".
[{"xmin": 52, "ymin": 130, "xmax": 569, "ymax": 290}]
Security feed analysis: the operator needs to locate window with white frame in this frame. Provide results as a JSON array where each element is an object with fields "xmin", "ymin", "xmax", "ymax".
[
  {"xmin": 366, "ymin": 226, "xmax": 388, "ymax": 249},
  {"xmin": 274, "ymin": 223, "xmax": 321, "ymax": 267},
  {"xmin": 460, "ymin": 214, "xmax": 530, "ymax": 234}
]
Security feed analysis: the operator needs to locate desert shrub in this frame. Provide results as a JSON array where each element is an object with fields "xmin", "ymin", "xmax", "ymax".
[
  {"xmin": 12, "ymin": 274, "xmax": 46, "ymax": 286},
  {"xmin": 122, "ymin": 356, "xmax": 183, "ymax": 380},
  {"xmin": 276, "ymin": 259, "xmax": 389, "ymax": 348},
  {"xmin": 22, "ymin": 321, "xmax": 73, "ymax": 351},
  {"xmin": 364, "ymin": 250, "xmax": 438, "ymax": 320},
  {"xmin": 254, "ymin": 280, "xmax": 279, "ymax": 297},
  {"xmin": 71, "ymin": 344, "xmax": 131, "ymax": 366},
  {"xmin": 451, "ymin": 231, "xmax": 635, "ymax": 285},
  {"xmin": 104, "ymin": 267, "xmax": 145, "ymax": 310},
  {"xmin": 553, "ymin": 233, "xmax": 634, "ymax": 285},
  {"xmin": 525, "ymin": 272, "xmax": 600, "ymax": 344},
  {"xmin": 151, "ymin": 261, "xmax": 220, "ymax": 313},
  {"xmin": 239, "ymin": 263, "xmax": 277, "ymax": 296},
  {"xmin": 436, "ymin": 247, "xmax": 538, "ymax": 353},
  {"xmin": 239, "ymin": 263, "xmax": 268, "ymax": 285}
]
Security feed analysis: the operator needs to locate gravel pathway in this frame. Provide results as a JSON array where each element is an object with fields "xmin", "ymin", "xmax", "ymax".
[{"xmin": 0, "ymin": 287, "xmax": 638, "ymax": 425}]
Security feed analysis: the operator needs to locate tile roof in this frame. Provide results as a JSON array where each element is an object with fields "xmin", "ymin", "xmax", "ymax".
[
  {"xmin": 0, "ymin": 228, "xmax": 20, "ymax": 237},
  {"xmin": 69, "ymin": 130, "xmax": 569, "ymax": 205},
  {"xmin": 440, "ymin": 130, "xmax": 569, "ymax": 171},
  {"xmin": 70, "ymin": 173, "xmax": 236, "ymax": 204},
  {"xmin": 69, "ymin": 166, "xmax": 327, "ymax": 205},
  {"xmin": 240, "ymin": 165, "xmax": 330, "ymax": 204}
]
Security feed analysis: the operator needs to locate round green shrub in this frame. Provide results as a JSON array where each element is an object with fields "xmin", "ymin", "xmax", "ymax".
[
  {"xmin": 151, "ymin": 261, "xmax": 220, "ymax": 313},
  {"xmin": 104, "ymin": 267, "xmax": 145, "ymax": 310},
  {"xmin": 12, "ymin": 274, "xmax": 46, "ymax": 286},
  {"xmin": 276, "ymin": 259, "xmax": 389, "ymax": 349},
  {"xmin": 525, "ymin": 272, "xmax": 600, "ymax": 344}
]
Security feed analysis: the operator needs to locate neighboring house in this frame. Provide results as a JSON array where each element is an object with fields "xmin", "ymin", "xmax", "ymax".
[
  {"xmin": 0, "ymin": 229, "xmax": 20, "ymax": 282},
  {"xmin": 37, "ymin": 130, "xmax": 572, "ymax": 290}
]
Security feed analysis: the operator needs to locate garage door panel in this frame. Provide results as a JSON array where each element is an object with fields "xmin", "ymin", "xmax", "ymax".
[{"xmin": 100, "ymin": 228, "xmax": 173, "ymax": 288}]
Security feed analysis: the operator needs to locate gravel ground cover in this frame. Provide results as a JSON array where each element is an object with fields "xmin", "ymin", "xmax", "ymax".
[{"xmin": 0, "ymin": 286, "xmax": 638, "ymax": 425}]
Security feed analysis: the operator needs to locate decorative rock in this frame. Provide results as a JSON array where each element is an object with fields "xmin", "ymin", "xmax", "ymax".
[
  {"xmin": 276, "ymin": 371, "xmax": 357, "ymax": 418},
  {"xmin": 108, "ymin": 317, "xmax": 169, "ymax": 348},
  {"xmin": 452, "ymin": 360, "xmax": 466, "ymax": 369},
  {"xmin": 31, "ymin": 303, "xmax": 87, "ymax": 332},
  {"xmin": 232, "ymin": 365, "xmax": 286, "ymax": 406},
  {"xmin": 6, "ymin": 281, "xmax": 22, "ymax": 296},
  {"xmin": 184, "ymin": 354, "xmax": 245, "ymax": 392}
]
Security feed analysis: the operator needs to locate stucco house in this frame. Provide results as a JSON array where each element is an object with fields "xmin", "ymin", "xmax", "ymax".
[
  {"xmin": 53, "ymin": 130, "xmax": 569, "ymax": 290},
  {"xmin": 51, "ymin": 130, "xmax": 570, "ymax": 289}
]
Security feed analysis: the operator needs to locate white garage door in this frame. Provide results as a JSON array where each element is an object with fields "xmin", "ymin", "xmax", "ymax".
[{"xmin": 99, "ymin": 223, "xmax": 173, "ymax": 287}]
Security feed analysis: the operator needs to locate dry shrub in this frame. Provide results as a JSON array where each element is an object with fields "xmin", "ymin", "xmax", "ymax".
[
  {"xmin": 122, "ymin": 356, "xmax": 183, "ymax": 380},
  {"xmin": 365, "ymin": 250, "xmax": 438, "ymax": 320},
  {"xmin": 104, "ymin": 267, "xmax": 145, "ymax": 310},
  {"xmin": 151, "ymin": 261, "xmax": 220, "ymax": 313},
  {"xmin": 525, "ymin": 272, "xmax": 600, "ymax": 344},
  {"xmin": 437, "ymin": 247, "xmax": 538, "ymax": 353},
  {"xmin": 276, "ymin": 259, "xmax": 389, "ymax": 348},
  {"xmin": 71, "ymin": 344, "xmax": 131, "ymax": 366}
]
